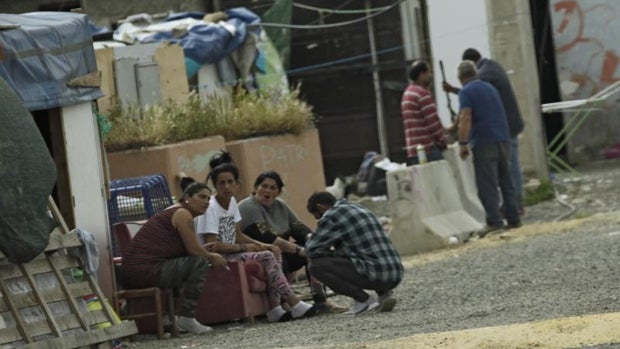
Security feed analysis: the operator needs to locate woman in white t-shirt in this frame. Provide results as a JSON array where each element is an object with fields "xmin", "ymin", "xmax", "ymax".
[{"xmin": 194, "ymin": 158, "xmax": 316, "ymax": 323}]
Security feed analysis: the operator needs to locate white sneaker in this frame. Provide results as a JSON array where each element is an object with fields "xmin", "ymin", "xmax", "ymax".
[
  {"xmin": 176, "ymin": 316, "xmax": 213, "ymax": 335},
  {"xmin": 344, "ymin": 297, "xmax": 379, "ymax": 315}
]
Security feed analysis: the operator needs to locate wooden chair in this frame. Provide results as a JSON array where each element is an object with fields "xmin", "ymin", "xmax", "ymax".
[{"xmin": 111, "ymin": 222, "xmax": 178, "ymax": 339}]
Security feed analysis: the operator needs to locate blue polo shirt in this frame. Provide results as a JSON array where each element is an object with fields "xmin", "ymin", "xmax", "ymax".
[{"xmin": 459, "ymin": 79, "xmax": 510, "ymax": 145}]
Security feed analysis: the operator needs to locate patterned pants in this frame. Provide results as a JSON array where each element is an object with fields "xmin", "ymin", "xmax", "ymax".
[{"xmin": 225, "ymin": 251, "xmax": 294, "ymax": 308}]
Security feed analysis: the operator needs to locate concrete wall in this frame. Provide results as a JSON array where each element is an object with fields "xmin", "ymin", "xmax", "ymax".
[
  {"xmin": 549, "ymin": 0, "xmax": 620, "ymax": 162},
  {"xmin": 485, "ymin": 0, "xmax": 548, "ymax": 179},
  {"xmin": 226, "ymin": 129, "xmax": 326, "ymax": 229}
]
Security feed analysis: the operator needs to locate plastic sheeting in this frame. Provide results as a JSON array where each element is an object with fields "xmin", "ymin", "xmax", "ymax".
[
  {"xmin": 0, "ymin": 77, "xmax": 57, "ymax": 263},
  {"xmin": 0, "ymin": 12, "xmax": 103, "ymax": 111},
  {"xmin": 113, "ymin": 8, "xmax": 261, "ymax": 76}
]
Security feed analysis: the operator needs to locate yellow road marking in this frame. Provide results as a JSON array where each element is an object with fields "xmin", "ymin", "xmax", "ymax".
[
  {"xmin": 282, "ymin": 312, "xmax": 620, "ymax": 349},
  {"xmin": 365, "ymin": 312, "xmax": 620, "ymax": 349}
]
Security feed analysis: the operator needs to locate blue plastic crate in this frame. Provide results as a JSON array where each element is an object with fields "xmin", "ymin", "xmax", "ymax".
[{"xmin": 108, "ymin": 174, "xmax": 173, "ymax": 226}]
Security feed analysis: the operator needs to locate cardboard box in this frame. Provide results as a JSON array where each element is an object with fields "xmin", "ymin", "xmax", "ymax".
[{"xmin": 95, "ymin": 43, "xmax": 188, "ymax": 113}]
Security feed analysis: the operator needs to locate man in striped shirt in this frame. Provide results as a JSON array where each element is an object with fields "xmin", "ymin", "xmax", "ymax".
[
  {"xmin": 306, "ymin": 192, "xmax": 403, "ymax": 315},
  {"xmin": 401, "ymin": 60, "xmax": 447, "ymax": 165}
]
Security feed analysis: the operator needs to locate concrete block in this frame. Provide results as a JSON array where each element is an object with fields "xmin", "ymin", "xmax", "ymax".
[
  {"xmin": 107, "ymin": 135, "xmax": 226, "ymax": 199},
  {"xmin": 443, "ymin": 144, "xmax": 486, "ymax": 223},
  {"xmin": 387, "ymin": 161, "xmax": 484, "ymax": 255}
]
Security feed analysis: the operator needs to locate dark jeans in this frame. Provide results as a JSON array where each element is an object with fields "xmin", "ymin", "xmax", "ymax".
[
  {"xmin": 472, "ymin": 142, "xmax": 520, "ymax": 227},
  {"xmin": 309, "ymin": 256, "xmax": 400, "ymax": 302},
  {"xmin": 407, "ymin": 145, "xmax": 444, "ymax": 166},
  {"xmin": 158, "ymin": 255, "xmax": 210, "ymax": 317}
]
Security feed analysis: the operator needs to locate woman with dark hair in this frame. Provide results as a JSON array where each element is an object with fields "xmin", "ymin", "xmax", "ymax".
[
  {"xmin": 121, "ymin": 182, "xmax": 227, "ymax": 334},
  {"xmin": 194, "ymin": 153, "xmax": 316, "ymax": 322},
  {"xmin": 238, "ymin": 171, "xmax": 348, "ymax": 314}
]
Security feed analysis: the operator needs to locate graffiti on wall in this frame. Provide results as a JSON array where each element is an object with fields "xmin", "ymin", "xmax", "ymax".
[{"xmin": 551, "ymin": 0, "xmax": 619, "ymax": 99}]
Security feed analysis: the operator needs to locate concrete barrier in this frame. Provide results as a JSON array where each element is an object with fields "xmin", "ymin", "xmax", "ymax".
[
  {"xmin": 387, "ymin": 160, "xmax": 484, "ymax": 255},
  {"xmin": 442, "ymin": 145, "xmax": 486, "ymax": 223}
]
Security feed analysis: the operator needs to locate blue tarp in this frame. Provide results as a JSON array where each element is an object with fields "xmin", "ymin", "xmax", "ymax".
[
  {"xmin": 114, "ymin": 8, "xmax": 261, "ymax": 78},
  {"xmin": 0, "ymin": 12, "xmax": 103, "ymax": 111}
]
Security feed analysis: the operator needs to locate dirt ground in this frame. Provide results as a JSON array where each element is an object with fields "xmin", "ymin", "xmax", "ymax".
[{"xmin": 120, "ymin": 160, "xmax": 620, "ymax": 349}]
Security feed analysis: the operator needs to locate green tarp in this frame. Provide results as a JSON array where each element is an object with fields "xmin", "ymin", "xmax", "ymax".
[{"xmin": 0, "ymin": 77, "xmax": 57, "ymax": 263}]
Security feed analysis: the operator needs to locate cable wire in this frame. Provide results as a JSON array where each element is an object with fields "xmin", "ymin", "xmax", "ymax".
[
  {"xmin": 249, "ymin": 0, "xmax": 406, "ymax": 30},
  {"xmin": 286, "ymin": 45, "xmax": 404, "ymax": 75},
  {"xmin": 293, "ymin": 2, "xmax": 391, "ymax": 14}
]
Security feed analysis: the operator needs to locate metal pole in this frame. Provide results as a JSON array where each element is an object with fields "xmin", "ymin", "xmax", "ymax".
[
  {"xmin": 366, "ymin": 0, "xmax": 389, "ymax": 157},
  {"xmin": 213, "ymin": 0, "xmax": 222, "ymax": 11}
]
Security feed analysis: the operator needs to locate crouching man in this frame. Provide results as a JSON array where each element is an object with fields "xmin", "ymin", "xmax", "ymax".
[{"xmin": 305, "ymin": 192, "xmax": 404, "ymax": 315}]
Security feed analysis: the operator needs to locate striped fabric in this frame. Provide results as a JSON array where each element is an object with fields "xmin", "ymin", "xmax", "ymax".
[
  {"xmin": 401, "ymin": 84, "xmax": 446, "ymax": 157},
  {"xmin": 121, "ymin": 207, "xmax": 187, "ymax": 288}
]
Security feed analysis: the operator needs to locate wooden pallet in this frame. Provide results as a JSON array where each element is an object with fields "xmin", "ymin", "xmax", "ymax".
[{"xmin": 0, "ymin": 198, "xmax": 137, "ymax": 348}]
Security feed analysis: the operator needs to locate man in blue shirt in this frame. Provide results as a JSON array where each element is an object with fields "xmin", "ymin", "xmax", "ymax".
[
  {"xmin": 456, "ymin": 60, "xmax": 521, "ymax": 235},
  {"xmin": 445, "ymin": 48, "xmax": 525, "ymax": 214},
  {"xmin": 306, "ymin": 192, "xmax": 403, "ymax": 315}
]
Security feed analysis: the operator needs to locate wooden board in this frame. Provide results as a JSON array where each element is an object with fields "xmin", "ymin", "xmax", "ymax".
[
  {"xmin": 0, "ymin": 199, "xmax": 138, "ymax": 348},
  {"xmin": 153, "ymin": 43, "xmax": 189, "ymax": 104},
  {"xmin": 95, "ymin": 47, "xmax": 117, "ymax": 113}
]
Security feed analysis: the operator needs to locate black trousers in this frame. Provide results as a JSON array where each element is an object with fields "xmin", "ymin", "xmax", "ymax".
[{"xmin": 308, "ymin": 256, "xmax": 400, "ymax": 302}]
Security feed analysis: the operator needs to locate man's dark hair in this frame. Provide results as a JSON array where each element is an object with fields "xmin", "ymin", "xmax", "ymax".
[
  {"xmin": 407, "ymin": 60, "xmax": 429, "ymax": 81},
  {"xmin": 306, "ymin": 191, "xmax": 337, "ymax": 215},
  {"xmin": 462, "ymin": 48, "xmax": 481, "ymax": 62}
]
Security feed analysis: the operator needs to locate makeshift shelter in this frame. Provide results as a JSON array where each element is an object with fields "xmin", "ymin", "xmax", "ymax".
[{"xmin": 0, "ymin": 12, "xmax": 128, "ymax": 347}]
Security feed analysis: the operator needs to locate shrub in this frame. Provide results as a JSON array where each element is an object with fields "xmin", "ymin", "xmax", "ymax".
[
  {"xmin": 103, "ymin": 87, "xmax": 315, "ymax": 152},
  {"xmin": 524, "ymin": 179, "xmax": 555, "ymax": 206}
]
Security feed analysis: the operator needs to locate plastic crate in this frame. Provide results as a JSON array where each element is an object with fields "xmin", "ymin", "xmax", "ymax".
[{"xmin": 108, "ymin": 174, "xmax": 174, "ymax": 226}]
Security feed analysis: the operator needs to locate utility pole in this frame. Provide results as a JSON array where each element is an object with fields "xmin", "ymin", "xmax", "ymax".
[
  {"xmin": 485, "ymin": 0, "xmax": 549, "ymax": 180},
  {"xmin": 365, "ymin": 0, "xmax": 389, "ymax": 157}
]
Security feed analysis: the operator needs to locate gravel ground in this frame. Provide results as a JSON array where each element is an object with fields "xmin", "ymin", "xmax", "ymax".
[{"xmin": 122, "ymin": 160, "xmax": 620, "ymax": 349}]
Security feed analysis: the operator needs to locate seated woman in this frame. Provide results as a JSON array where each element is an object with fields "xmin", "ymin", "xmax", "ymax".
[
  {"xmin": 238, "ymin": 171, "xmax": 347, "ymax": 313},
  {"xmin": 120, "ymin": 182, "xmax": 227, "ymax": 335},
  {"xmin": 194, "ymin": 153, "xmax": 316, "ymax": 322}
]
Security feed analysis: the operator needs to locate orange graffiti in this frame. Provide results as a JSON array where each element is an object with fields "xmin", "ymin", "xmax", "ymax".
[
  {"xmin": 554, "ymin": 1, "xmax": 605, "ymax": 53},
  {"xmin": 553, "ymin": 0, "xmax": 618, "ymax": 96},
  {"xmin": 601, "ymin": 50, "xmax": 620, "ymax": 84}
]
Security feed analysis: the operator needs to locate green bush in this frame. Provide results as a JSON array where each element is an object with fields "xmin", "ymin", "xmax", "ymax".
[
  {"xmin": 524, "ymin": 179, "xmax": 555, "ymax": 206},
  {"xmin": 103, "ymin": 87, "xmax": 315, "ymax": 152}
]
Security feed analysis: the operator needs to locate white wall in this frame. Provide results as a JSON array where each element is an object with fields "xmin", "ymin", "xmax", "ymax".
[
  {"xmin": 426, "ymin": 0, "xmax": 490, "ymax": 127},
  {"xmin": 61, "ymin": 103, "xmax": 115, "ymax": 298}
]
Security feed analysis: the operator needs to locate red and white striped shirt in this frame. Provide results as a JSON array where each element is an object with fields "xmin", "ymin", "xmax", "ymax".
[{"xmin": 400, "ymin": 84, "xmax": 446, "ymax": 157}]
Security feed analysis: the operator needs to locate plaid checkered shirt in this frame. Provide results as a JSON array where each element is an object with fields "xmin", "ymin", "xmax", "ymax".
[{"xmin": 306, "ymin": 199, "xmax": 403, "ymax": 283}]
